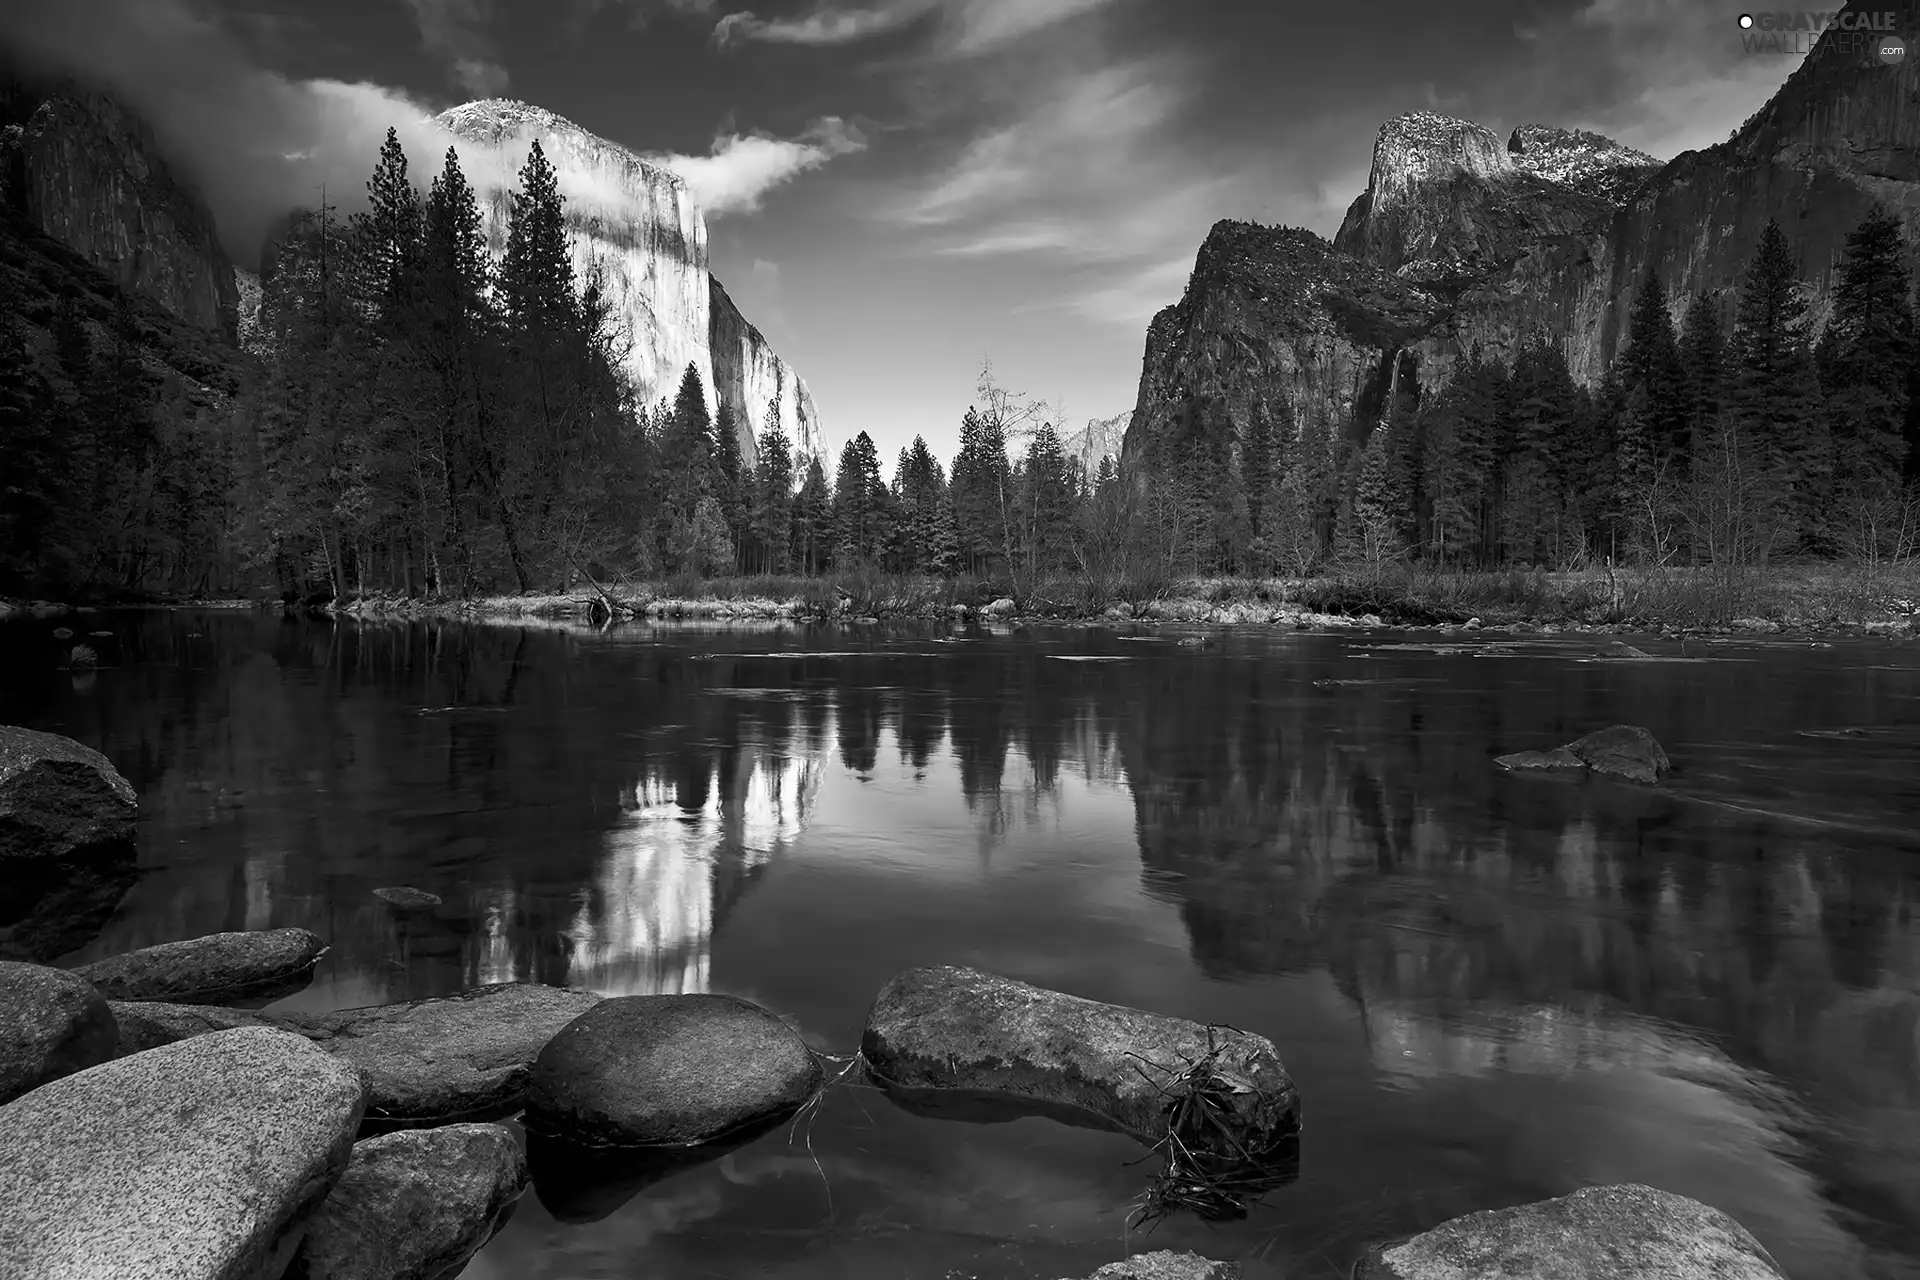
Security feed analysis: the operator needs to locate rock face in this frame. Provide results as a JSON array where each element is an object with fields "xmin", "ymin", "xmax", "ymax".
[
  {"xmin": 1496, "ymin": 724, "xmax": 1671, "ymax": 783},
  {"xmin": 434, "ymin": 99, "xmax": 826, "ymax": 468},
  {"xmin": 0, "ymin": 1026, "xmax": 364, "ymax": 1280},
  {"xmin": 110, "ymin": 981, "xmax": 604, "ymax": 1124},
  {"xmin": 1125, "ymin": 6, "xmax": 1920, "ymax": 463},
  {"xmin": 709, "ymin": 273, "xmax": 824, "ymax": 464},
  {"xmin": 286, "ymin": 1124, "xmax": 526, "ymax": 1280},
  {"xmin": 0, "ymin": 961, "xmax": 118, "ymax": 1105},
  {"xmin": 0, "ymin": 78, "xmax": 237, "ymax": 338},
  {"xmin": 524, "ymin": 992, "xmax": 821, "ymax": 1147},
  {"xmin": 861, "ymin": 966, "xmax": 1299, "ymax": 1156},
  {"xmin": 1352, "ymin": 1183, "xmax": 1789, "ymax": 1279},
  {"xmin": 0, "ymin": 725, "xmax": 136, "ymax": 860},
  {"xmin": 76, "ymin": 927, "xmax": 327, "ymax": 1004},
  {"xmin": 1060, "ymin": 1255, "xmax": 1240, "ymax": 1280}
]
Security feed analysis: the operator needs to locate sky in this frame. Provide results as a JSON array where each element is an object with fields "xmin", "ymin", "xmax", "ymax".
[{"xmin": 1, "ymin": 0, "xmax": 1810, "ymax": 468}]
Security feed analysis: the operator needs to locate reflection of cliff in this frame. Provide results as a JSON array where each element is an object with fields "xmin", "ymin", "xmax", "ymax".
[{"xmin": 565, "ymin": 751, "xmax": 819, "ymax": 996}]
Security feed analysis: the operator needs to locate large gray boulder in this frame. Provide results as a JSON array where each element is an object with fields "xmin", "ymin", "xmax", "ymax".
[
  {"xmin": 286, "ymin": 1123, "xmax": 526, "ymax": 1280},
  {"xmin": 76, "ymin": 927, "xmax": 328, "ymax": 1004},
  {"xmin": 0, "ymin": 961, "xmax": 118, "ymax": 1104},
  {"xmin": 524, "ymin": 992, "xmax": 822, "ymax": 1146},
  {"xmin": 1352, "ymin": 1183, "xmax": 1789, "ymax": 1279},
  {"xmin": 862, "ymin": 966, "xmax": 1299, "ymax": 1157},
  {"xmin": 0, "ymin": 725, "xmax": 136, "ymax": 860},
  {"xmin": 1058, "ymin": 1253, "xmax": 1240, "ymax": 1280},
  {"xmin": 112, "ymin": 981, "xmax": 604, "ymax": 1124},
  {"xmin": 1495, "ymin": 724, "xmax": 1671, "ymax": 783},
  {"xmin": 0, "ymin": 1025, "xmax": 365, "ymax": 1280}
]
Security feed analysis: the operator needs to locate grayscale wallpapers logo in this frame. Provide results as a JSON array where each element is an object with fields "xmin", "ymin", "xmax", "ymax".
[{"xmin": 1736, "ymin": 9, "xmax": 1908, "ymax": 62}]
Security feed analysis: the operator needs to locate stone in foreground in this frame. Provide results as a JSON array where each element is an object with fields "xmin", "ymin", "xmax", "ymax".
[
  {"xmin": 75, "ymin": 927, "xmax": 329, "ymax": 1004},
  {"xmin": 0, "ymin": 725, "xmax": 136, "ymax": 860},
  {"xmin": 372, "ymin": 886, "xmax": 442, "ymax": 910},
  {"xmin": 1352, "ymin": 1183, "xmax": 1789, "ymax": 1279},
  {"xmin": 1060, "ymin": 1252, "xmax": 1241, "ymax": 1280},
  {"xmin": 111, "ymin": 982, "xmax": 604, "ymax": 1124},
  {"xmin": 525, "ymin": 992, "xmax": 822, "ymax": 1146},
  {"xmin": 0, "ymin": 961, "xmax": 118, "ymax": 1105},
  {"xmin": 0, "ymin": 1025, "xmax": 364, "ymax": 1280},
  {"xmin": 286, "ymin": 1123, "xmax": 526, "ymax": 1280},
  {"xmin": 1496, "ymin": 724, "xmax": 1670, "ymax": 783},
  {"xmin": 862, "ymin": 966, "xmax": 1299, "ymax": 1155}
]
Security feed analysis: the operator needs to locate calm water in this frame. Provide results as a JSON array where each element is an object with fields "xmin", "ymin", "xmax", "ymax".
[{"xmin": 4, "ymin": 611, "xmax": 1920, "ymax": 1280}]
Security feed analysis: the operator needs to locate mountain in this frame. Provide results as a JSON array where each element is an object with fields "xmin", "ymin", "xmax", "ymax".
[
  {"xmin": 1124, "ymin": 2, "xmax": 1920, "ymax": 461},
  {"xmin": 0, "ymin": 77, "xmax": 238, "ymax": 342},
  {"xmin": 434, "ymin": 99, "xmax": 825, "ymax": 467}
]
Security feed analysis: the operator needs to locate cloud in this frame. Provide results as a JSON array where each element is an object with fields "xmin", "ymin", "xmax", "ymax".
[
  {"xmin": 565, "ymin": 0, "xmax": 718, "ymax": 39},
  {"xmin": 401, "ymin": 0, "xmax": 510, "ymax": 95},
  {"xmin": 648, "ymin": 117, "xmax": 867, "ymax": 215},
  {"xmin": 711, "ymin": 0, "xmax": 1115, "ymax": 54}
]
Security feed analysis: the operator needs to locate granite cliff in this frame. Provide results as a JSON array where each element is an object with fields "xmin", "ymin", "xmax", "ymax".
[
  {"xmin": 435, "ymin": 99, "xmax": 824, "ymax": 467},
  {"xmin": 1125, "ymin": 0, "xmax": 1920, "ymax": 462},
  {"xmin": 0, "ymin": 76, "xmax": 238, "ymax": 341}
]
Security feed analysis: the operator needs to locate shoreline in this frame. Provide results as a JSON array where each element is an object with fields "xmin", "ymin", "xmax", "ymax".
[{"xmin": 6, "ymin": 567, "xmax": 1916, "ymax": 639}]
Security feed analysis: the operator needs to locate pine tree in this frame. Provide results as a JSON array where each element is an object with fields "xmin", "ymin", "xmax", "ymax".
[
  {"xmin": 713, "ymin": 401, "xmax": 744, "ymax": 570},
  {"xmin": 499, "ymin": 138, "xmax": 576, "ymax": 337},
  {"xmin": 1615, "ymin": 271, "xmax": 1688, "ymax": 465},
  {"xmin": 1816, "ymin": 202, "xmax": 1914, "ymax": 499},
  {"xmin": 1732, "ymin": 218, "xmax": 1829, "ymax": 550},
  {"xmin": 662, "ymin": 363, "xmax": 714, "ymax": 523},
  {"xmin": 351, "ymin": 127, "xmax": 423, "ymax": 325},
  {"xmin": 751, "ymin": 402, "xmax": 793, "ymax": 573},
  {"xmin": 950, "ymin": 406, "xmax": 1010, "ymax": 574},
  {"xmin": 792, "ymin": 454, "xmax": 832, "ymax": 572},
  {"xmin": 1016, "ymin": 423, "xmax": 1075, "ymax": 577},
  {"xmin": 1677, "ymin": 292, "xmax": 1727, "ymax": 455},
  {"xmin": 832, "ymin": 432, "xmax": 886, "ymax": 563}
]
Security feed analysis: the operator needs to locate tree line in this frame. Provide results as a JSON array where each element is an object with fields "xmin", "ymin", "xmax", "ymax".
[{"xmin": 3, "ymin": 127, "xmax": 1917, "ymax": 600}]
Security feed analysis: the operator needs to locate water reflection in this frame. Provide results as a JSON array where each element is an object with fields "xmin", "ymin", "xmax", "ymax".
[
  {"xmin": 1, "ymin": 614, "xmax": 1917, "ymax": 1278},
  {"xmin": 569, "ymin": 753, "xmax": 817, "ymax": 996}
]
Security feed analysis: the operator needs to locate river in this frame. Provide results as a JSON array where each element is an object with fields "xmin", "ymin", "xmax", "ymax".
[{"xmin": 3, "ymin": 610, "xmax": 1918, "ymax": 1279}]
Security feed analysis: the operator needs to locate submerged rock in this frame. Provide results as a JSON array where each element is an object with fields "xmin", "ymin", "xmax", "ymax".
[
  {"xmin": 111, "ymin": 982, "xmax": 604, "ymax": 1124},
  {"xmin": 286, "ymin": 1123, "xmax": 526, "ymax": 1280},
  {"xmin": 1059, "ymin": 1254, "xmax": 1241, "ymax": 1280},
  {"xmin": 0, "ymin": 1025, "xmax": 364, "ymax": 1280},
  {"xmin": 526, "ymin": 1112, "xmax": 791, "ymax": 1224},
  {"xmin": 1352, "ymin": 1183, "xmax": 1788, "ymax": 1278},
  {"xmin": 0, "ymin": 961, "xmax": 118, "ymax": 1104},
  {"xmin": 862, "ymin": 966, "xmax": 1299, "ymax": 1158},
  {"xmin": 75, "ymin": 927, "xmax": 328, "ymax": 1004},
  {"xmin": 1599, "ymin": 640, "xmax": 1652, "ymax": 659},
  {"xmin": 0, "ymin": 725, "xmax": 136, "ymax": 861},
  {"xmin": 1495, "ymin": 724, "xmax": 1670, "ymax": 783},
  {"xmin": 372, "ymin": 886, "xmax": 442, "ymax": 910},
  {"xmin": 0, "ymin": 845, "xmax": 139, "ymax": 962},
  {"xmin": 524, "ymin": 992, "xmax": 822, "ymax": 1147}
]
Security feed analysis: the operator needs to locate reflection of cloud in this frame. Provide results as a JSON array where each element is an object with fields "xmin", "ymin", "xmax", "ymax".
[{"xmin": 567, "ymin": 752, "xmax": 818, "ymax": 996}]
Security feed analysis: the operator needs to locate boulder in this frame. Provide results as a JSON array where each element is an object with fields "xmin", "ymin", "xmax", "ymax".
[
  {"xmin": 862, "ymin": 966, "xmax": 1299, "ymax": 1159},
  {"xmin": 0, "ymin": 1025, "xmax": 364, "ymax": 1280},
  {"xmin": 1352, "ymin": 1183, "xmax": 1788, "ymax": 1279},
  {"xmin": 0, "ymin": 961, "xmax": 118, "ymax": 1104},
  {"xmin": 524, "ymin": 992, "xmax": 822, "ymax": 1147},
  {"xmin": 286, "ymin": 1123, "xmax": 526, "ymax": 1280},
  {"xmin": 111, "ymin": 982, "xmax": 604, "ymax": 1124},
  {"xmin": 983, "ymin": 597, "xmax": 1017, "ymax": 618},
  {"xmin": 1060, "ymin": 1254, "xmax": 1240, "ymax": 1280},
  {"xmin": 75, "ymin": 927, "xmax": 328, "ymax": 1004},
  {"xmin": 1495, "ymin": 724, "xmax": 1670, "ymax": 783},
  {"xmin": 1599, "ymin": 640, "xmax": 1652, "ymax": 658},
  {"xmin": 372, "ymin": 887, "xmax": 442, "ymax": 910},
  {"xmin": 0, "ymin": 725, "xmax": 136, "ymax": 860}
]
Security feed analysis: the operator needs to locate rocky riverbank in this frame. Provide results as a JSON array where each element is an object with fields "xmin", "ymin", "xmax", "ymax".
[{"xmin": 0, "ymin": 721, "xmax": 1796, "ymax": 1278}]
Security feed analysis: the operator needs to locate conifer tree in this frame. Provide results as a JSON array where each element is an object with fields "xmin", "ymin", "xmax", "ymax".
[
  {"xmin": 751, "ymin": 403, "xmax": 794, "ymax": 573},
  {"xmin": 1732, "ymin": 218, "xmax": 1830, "ymax": 549},
  {"xmin": 1017, "ymin": 423, "xmax": 1075, "ymax": 577},
  {"xmin": 1615, "ymin": 270, "xmax": 1688, "ymax": 465},
  {"xmin": 951, "ymin": 407, "xmax": 1010, "ymax": 574},
  {"xmin": 499, "ymin": 138, "xmax": 575, "ymax": 338},
  {"xmin": 792, "ymin": 454, "xmax": 832, "ymax": 572},
  {"xmin": 1677, "ymin": 293, "xmax": 1727, "ymax": 452},
  {"xmin": 713, "ymin": 401, "xmax": 744, "ymax": 569},
  {"xmin": 351, "ymin": 127, "xmax": 423, "ymax": 325},
  {"xmin": 1817, "ymin": 202, "xmax": 1914, "ymax": 498}
]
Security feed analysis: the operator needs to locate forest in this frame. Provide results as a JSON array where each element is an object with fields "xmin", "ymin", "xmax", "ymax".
[{"xmin": 2, "ymin": 126, "xmax": 1919, "ymax": 606}]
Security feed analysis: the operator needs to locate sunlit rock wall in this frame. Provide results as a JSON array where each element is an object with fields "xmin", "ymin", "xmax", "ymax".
[{"xmin": 709, "ymin": 273, "xmax": 827, "ymax": 468}]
